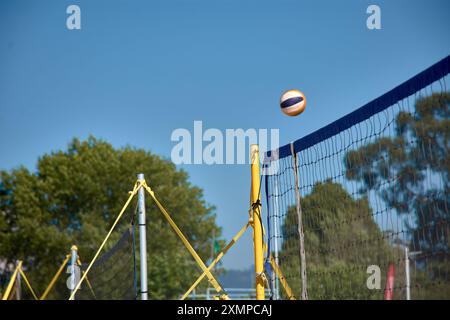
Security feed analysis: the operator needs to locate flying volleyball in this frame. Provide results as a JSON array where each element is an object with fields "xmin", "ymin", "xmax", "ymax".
[{"xmin": 280, "ymin": 89, "xmax": 307, "ymax": 116}]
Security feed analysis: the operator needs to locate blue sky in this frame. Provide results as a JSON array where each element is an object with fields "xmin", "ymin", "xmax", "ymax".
[{"xmin": 0, "ymin": 0, "xmax": 449, "ymax": 270}]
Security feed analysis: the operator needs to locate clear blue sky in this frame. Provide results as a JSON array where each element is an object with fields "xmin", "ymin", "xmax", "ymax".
[{"xmin": 1, "ymin": 0, "xmax": 449, "ymax": 270}]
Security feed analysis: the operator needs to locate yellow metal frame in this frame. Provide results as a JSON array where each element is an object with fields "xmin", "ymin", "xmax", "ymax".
[
  {"xmin": 2, "ymin": 261, "xmax": 22, "ymax": 300},
  {"xmin": 69, "ymin": 180, "xmax": 142, "ymax": 300},
  {"xmin": 40, "ymin": 254, "xmax": 70, "ymax": 300},
  {"xmin": 40, "ymin": 252, "xmax": 96, "ymax": 300},
  {"xmin": 77, "ymin": 258, "xmax": 97, "ymax": 299},
  {"xmin": 269, "ymin": 254, "xmax": 296, "ymax": 299},
  {"xmin": 143, "ymin": 183, "xmax": 229, "ymax": 299},
  {"xmin": 69, "ymin": 179, "xmax": 229, "ymax": 300},
  {"xmin": 181, "ymin": 144, "xmax": 296, "ymax": 300},
  {"xmin": 18, "ymin": 268, "xmax": 38, "ymax": 300},
  {"xmin": 181, "ymin": 222, "xmax": 251, "ymax": 300},
  {"xmin": 2, "ymin": 261, "xmax": 38, "ymax": 300},
  {"xmin": 3, "ymin": 152, "xmax": 296, "ymax": 301}
]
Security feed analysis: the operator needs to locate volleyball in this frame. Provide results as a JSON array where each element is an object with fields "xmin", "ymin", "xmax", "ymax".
[{"xmin": 280, "ymin": 89, "xmax": 307, "ymax": 116}]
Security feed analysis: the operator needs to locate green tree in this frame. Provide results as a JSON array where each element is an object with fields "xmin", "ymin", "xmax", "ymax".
[
  {"xmin": 0, "ymin": 136, "xmax": 222, "ymax": 299},
  {"xmin": 279, "ymin": 181, "xmax": 396, "ymax": 299},
  {"xmin": 344, "ymin": 92, "xmax": 450, "ymax": 299}
]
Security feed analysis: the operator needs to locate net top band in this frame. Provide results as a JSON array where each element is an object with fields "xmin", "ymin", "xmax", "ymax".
[{"xmin": 265, "ymin": 55, "xmax": 450, "ymax": 161}]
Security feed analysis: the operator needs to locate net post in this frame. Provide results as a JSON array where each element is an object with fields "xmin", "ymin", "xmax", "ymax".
[
  {"xmin": 290, "ymin": 142, "xmax": 308, "ymax": 300},
  {"xmin": 272, "ymin": 176, "xmax": 281, "ymax": 300},
  {"xmin": 405, "ymin": 247, "xmax": 410, "ymax": 300},
  {"xmin": 1, "ymin": 261, "xmax": 22, "ymax": 300},
  {"xmin": 250, "ymin": 144, "xmax": 265, "ymax": 300},
  {"xmin": 15, "ymin": 260, "xmax": 22, "ymax": 300},
  {"xmin": 70, "ymin": 245, "xmax": 78, "ymax": 299},
  {"xmin": 137, "ymin": 173, "xmax": 148, "ymax": 300}
]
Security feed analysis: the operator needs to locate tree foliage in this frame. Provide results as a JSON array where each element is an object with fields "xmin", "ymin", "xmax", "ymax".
[
  {"xmin": 344, "ymin": 93, "xmax": 450, "ymax": 298},
  {"xmin": 280, "ymin": 181, "xmax": 396, "ymax": 299},
  {"xmin": 0, "ymin": 136, "xmax": 222, "ymax": 299},
  {"xmin": 278, "ymin": 93, "xmax": 449, "ymax": 299}
]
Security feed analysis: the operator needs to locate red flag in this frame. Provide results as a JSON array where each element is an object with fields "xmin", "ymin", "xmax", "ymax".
[{"xmin": 384, "ymin": 263, "xmax": 395, "ymax": 300}]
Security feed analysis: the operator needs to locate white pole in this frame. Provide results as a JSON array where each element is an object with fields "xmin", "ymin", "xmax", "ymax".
[
  {"xmin": 70, "ymin": 245, "xmax": 78, "ymax": 300},
  {"xmin": 405, "ymin": 247, "xmax": 410, "ymax": 300},
  {"xmin": 137, "ymin": 173, "xmax": 148, "ymax": 300},
  {"xmin": 15, "ymin": 260, "xmax": 21, "ymax": 300},
  {"xmin": 272, "ymin": 176, "xmax": 281, "ymax": 300},
  {"xmin": 291, "ymin": 145, "xmax": 308, "ymax": 300}
]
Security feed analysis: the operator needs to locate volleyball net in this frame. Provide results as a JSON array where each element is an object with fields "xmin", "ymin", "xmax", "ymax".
[
  {"xmin": 2, "ymin": 176, "xmax": 229, "ymax": 300},
  {"xmin": 64, "ymin": 181, "xmax": 141, "ymax": 300},
  {"xmin": 15, "ymin": 203, "xmax": 138, "ymax": 300},
  {"xmin": 263, "ymin": 56, "xmax": 450, "ymax": 299},
  {"xmin": 75, "ymin": 228, "xmax": 137, "ymax": 300}
]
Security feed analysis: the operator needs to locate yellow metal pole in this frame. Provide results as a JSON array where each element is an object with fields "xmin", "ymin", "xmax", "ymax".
[
  {"xmin": 69, "ymin": 181, "xmax": 140, "ymax": 300},
  {"xmin": 251, "ymin": 144, "xmax": 265, "ymax": 300},
  {"xmin": 40, "ymin": 254, "xmax": 70, "ymax": 300},
  {"xmin": 269, "ymin": 254, "xmax": 296, "ymax": 300},
  {"xmin": 77, "ymin": 258, "xmax": 97, "ymax": 299},
  {"xmin": 144, "ymin": 184, "xmax": 227, "ymax": 297},
  {"xmin": 2, "ymin": 261, "xmax": 22, "ymax": 300},
  {"xmin": 181, "ymin": 222, "xmax": 251, "ymax": 300},
  {"xmin": 18, "ymin": 268, "xmax": 39, "ymax": 300}
]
